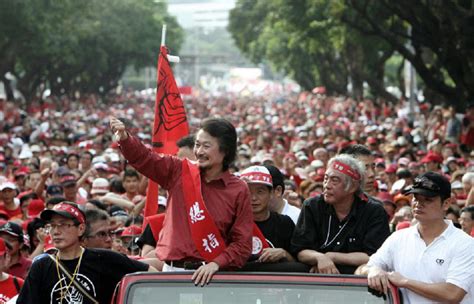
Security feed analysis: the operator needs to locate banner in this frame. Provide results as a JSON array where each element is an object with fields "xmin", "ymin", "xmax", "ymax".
[{"xmin": 145, "ymin": 46, "xmax": 189, "ymax": 218}]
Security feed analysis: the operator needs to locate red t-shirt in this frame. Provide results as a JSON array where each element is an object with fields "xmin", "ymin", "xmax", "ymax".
[
  {"xmin": 0, "ymin": 274, "xmax": 24, "ymax": 304},
  {"xmin": 120, "ymin": 136, "xmax": 253, "ymax": 269},
  {"xmin": 0, "ymin": 204, "xmax": 22, "ymax": 220},
  {"xmin": 8, "ymin": 256, "xmax": 32, "ymax": 279}
]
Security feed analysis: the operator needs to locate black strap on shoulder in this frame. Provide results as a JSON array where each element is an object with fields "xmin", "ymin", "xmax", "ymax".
[{"xmin": 13, "ymin": 275, "xmax": 21, "ymax": 293}]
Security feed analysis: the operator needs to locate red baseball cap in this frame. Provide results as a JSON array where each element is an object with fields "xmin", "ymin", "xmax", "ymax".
[
  {"xmin": 121, "ymin": 225, "xmax": 142, "ymax": 237},
  {"xmin": 385, "ymin": 164, "xmax": 398, "ymax": 174},
  {"xmin": 28, "ymin": 199, "xmax": 45, "ymax": 218},
  {"xmin": 40, "ymin": 202, "xmax": 85, "ymax": 224},
  {"xmin": 421, "ymin": 152, "xmax": 443, "ymax": 164}
]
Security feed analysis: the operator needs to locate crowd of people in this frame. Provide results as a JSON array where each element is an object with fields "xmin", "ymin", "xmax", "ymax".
[{"xmin": 1, "ymin": 92, "xmax": 474, "ymax": 303}]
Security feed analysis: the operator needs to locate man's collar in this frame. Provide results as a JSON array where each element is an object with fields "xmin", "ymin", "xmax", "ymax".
[
  {"xmin": 325, "ymin": 194, "xmax": 364, "ymax": 220},
  {"xmin": 201, "ymin": 170, "xmax": 232, "ymax": 186}
]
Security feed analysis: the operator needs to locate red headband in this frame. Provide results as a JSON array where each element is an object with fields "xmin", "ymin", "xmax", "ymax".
[{"xmin": 332, "ymin": 161, "xmax": 361, "ymax": 181}]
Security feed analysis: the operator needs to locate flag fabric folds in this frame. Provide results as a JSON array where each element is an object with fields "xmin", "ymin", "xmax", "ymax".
[{"xmin": 144, "ymin": 45, "xmax": 189, "ymax": 218}]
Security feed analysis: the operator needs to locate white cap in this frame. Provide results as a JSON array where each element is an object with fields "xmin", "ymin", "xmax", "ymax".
[
  {"xmin": 30, "ymin": 145, "xmax": 41, "ymax": 153},
  {"xmin": 451, "ymin": 180, "xmax": 463, "ymax": 190},
  {"xmin": 240, "ymin": 166, "xmax": 273, "ymax": 187},
  {"xmin": 158, "ymin": 195, "xmax": 167, "ymax": 207},
  {"xmin": 0, "ymin": 181, "xmax": 17, "ymax": 191},
  {"xmin": 90, "ymin": 178, "xmax": 110, "ymax": 195},
  {"xmin": 311, "ymin": 160, "xmax": 324, "ymax": 169}
]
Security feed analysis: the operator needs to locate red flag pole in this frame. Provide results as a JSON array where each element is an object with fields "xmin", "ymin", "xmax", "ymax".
[{"xmin": 143, "ymin": 25, "xmax": 189, "ymax": 219}]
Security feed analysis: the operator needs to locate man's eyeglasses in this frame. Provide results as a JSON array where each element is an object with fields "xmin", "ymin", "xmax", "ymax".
[
  {"xmin": 45, "ymin": 223, "xmax": 78, "ymax": 231},
  {"xmin": 88, "ymin": 230, "xmax": 112, "ymax": 239},
  {"xmin": 413, "ymin": 177, "xmax": 440, "ymax": 191}
]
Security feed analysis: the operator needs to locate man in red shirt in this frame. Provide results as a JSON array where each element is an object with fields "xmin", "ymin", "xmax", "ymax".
[
  {"xmin": 0, "ymin": 222, "xmax": 31, "ymax": 279},
  {"xmin": 0, "ymin": 238, "xmax": 24, "ymax": 304},
  {"xmin": 110, "ymin": 116, "xmax": 253, "ymax": 286}
]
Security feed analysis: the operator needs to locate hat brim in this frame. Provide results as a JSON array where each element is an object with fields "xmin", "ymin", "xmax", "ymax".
[
  {"xmin": 61, "ymin": 181, "xmax": 77, "ymax": 187},
  {"xmin": 246, "ymin": 180, "xmax": 273, "ymax": 187},
  {"xmin": 0, "ymin": 229, "xmax": 20, "ymax": 238},
  {"xmin": 40, "ymin": 209, "xmax": 77, "ymax": 222},
  {"xmin": 404, "ymin": 188, "xmax": 438, "ymax": 197}
]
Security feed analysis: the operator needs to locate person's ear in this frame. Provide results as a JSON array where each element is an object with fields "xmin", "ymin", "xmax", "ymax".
[
  {"xmin": 78, "ymin": 223, "xmax": 86, "ymax": 238},
  {"xmin": 274, "ymin": 185, "xmax": 284, "ymax": 198},
  {"xmin": 442, "ymin": 197, "xmax": 453, "ymax": 211}
]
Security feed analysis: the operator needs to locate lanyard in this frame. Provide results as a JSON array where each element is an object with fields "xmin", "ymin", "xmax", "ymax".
[{"xmin": 321, "ymin": 215, "xmax": 349, "ymax": 249}]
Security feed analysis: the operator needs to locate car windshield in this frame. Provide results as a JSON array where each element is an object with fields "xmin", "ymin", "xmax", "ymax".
[{"xmin": 127, "ymin": 282, "xmax": 388, "ymax": 304}]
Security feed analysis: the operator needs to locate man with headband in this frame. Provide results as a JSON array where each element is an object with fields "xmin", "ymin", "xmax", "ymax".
[
  {"xmin": 291, "ymin": 154, "xmax": 390, "ymax": 274},
  {"xmin": 17, "ymin": 202, "xmax": 155, "ymax": 304}
]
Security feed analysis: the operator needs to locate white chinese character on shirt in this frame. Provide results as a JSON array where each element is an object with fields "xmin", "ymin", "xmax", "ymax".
[
  {"xmin": 190, "ymin": 202, "xmax": 205, "ymax": 224},
  {"xmin": 208, "ymin": 233, "xmax": 219, "ymax": 249},
  {"xmin": 202, "ymin": 233, "xmax": 220, "ymax": 253}
]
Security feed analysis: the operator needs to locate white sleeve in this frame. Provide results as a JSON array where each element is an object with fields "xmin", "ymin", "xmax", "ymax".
[
  {"xmin": 446, "ymin": 238, "xmax": 474, "ymax": 292},
  {"xmin": 367, "ymin": 232, "xmax": 398, "ymax": 271}
]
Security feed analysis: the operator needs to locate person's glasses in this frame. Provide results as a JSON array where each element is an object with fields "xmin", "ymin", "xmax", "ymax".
[
  {"xmin": 413, "ymin": 177, "xmax": 440, "ymax": 191},
  {"xmin": 89, "ymin": 230, "xmax": 112, "ymax": 239},
  {"xmin": 45, "ymin": 223, "xmax": 78, "ymax": 231}
]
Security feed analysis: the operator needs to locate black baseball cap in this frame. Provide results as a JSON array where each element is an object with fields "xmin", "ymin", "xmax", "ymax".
[
  {"xmin": 0, "ymin": 222, "xmax": 24, "ymax": 242},
  {"xmin": 404, "ymin": 172, "xmax": 451, "ymax": 199},
  {"xmin": 46, "ymin": 185, "xmax": 63, "ymax": 196}
]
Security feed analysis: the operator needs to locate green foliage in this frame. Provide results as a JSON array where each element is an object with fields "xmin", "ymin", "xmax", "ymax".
[
  {"xmin": 342, "ymin": 0, "xmax": 474, "ymax": 109},
  {"xmin": 229, "ymin": 0, "xmax": 474, "ymax": 106},
  {"xmin": 0, "ymin": 0, "xmax": 183, "ymax": 100},
  {"xmin": 229, "ymin": 0, "xmax": 396, "ymax": 99}
]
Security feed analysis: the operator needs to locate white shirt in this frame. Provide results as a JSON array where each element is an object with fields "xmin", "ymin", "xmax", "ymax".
[
  {"xmin": 368, "ymin": 221, "xmax": 474, "ymax": 303},
  {"xmin": 281, "ymin": 199, "xmax": 301, "ymax": 225}
]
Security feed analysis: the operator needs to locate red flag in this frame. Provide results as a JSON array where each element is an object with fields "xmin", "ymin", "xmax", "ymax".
[{"xmin": 144, "ymin": 46, "xmax": 189, "ymax": 218}]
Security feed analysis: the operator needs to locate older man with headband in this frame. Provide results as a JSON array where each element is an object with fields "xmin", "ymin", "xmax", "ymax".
[{"xmin": 291, "ymin": 154, "xmax": 390, "ymax": 274}]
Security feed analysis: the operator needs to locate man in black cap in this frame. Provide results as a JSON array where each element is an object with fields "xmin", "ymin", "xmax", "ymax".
[
  {"xmin": 365, "ymin": 172, "xmax": 474, "ymax": 303},
  {"xmin": 17, "ymin": 201, "xmax": 155, "ymax": 304},
  {"xmin": 0, "ymin": 221, "xmax": 31, "ymax": 279}
]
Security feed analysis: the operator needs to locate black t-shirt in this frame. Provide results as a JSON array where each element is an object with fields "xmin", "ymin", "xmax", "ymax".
[
  {"xmin": 136, "ymin": 224, "xmax": 156, "ymax": 248},
  {"xmin": 291, "ymin": 194, "xmax": 390, "ymax": 274},
  {"xmin": 17, "ymin": 248, "xmax": 149, "ymax": 304},
  {"xmin": 256, "ymin": 212, "xmax": 295, "ymax": 253}
]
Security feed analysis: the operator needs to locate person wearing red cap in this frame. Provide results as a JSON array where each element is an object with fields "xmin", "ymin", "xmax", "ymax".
[
  {"xmin": 17, "ymin": 202, "xmax": 155, "ymax": 304},
  {"xmin": 120, "ymin": 225, "xmax": 142, "ymax": 256},
  {"xmin": 0, "ymin": 238, "xmax": 24, "ymax": 304},
  {"xmin": 60, "ymin": 174, "xmax": 86, "ymax": 205},
  {"xmin": 111, "ymin": 116, "xmax": 253, "ymax": 286},
  {"xmin": 291, "ymin": 154, "xmax": 390, "ymax": 274},
  {"xmin": 240, "ymin": 165, "xmax": 295, "ymax": 266},
  {"xmin": 421, "ymin": 152, "xmax": 443, "ymax": 173},
  {"xmin": 366, "ymin": 172, "xmax": 474, "ymax": 303}
]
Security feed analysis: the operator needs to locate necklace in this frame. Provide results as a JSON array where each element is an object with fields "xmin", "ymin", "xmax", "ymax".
[
  {"xmin": 321, "ymin": 216, "xmax": 349, "ymax": 249},
  {"xmin": 55, "ymin": 247, "xmax": 84, "ymax": 303}
]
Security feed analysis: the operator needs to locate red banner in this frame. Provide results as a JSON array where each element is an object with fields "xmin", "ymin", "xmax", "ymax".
[
  {"xmin": 182, "ymin": 159, "xmax": 227, "ymax": 261},
  {"xmin": 145, "ymin": 46, "xmax": 189, "ymax": 218}
]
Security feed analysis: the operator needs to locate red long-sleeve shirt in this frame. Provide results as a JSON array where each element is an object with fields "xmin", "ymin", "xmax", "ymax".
[{"xmin": 119, "ymin": 136, "xmax": 253, "ymax": 268}]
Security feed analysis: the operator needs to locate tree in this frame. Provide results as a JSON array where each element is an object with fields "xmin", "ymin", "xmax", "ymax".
[
  {"xmin": 229, "ymin": 0, "xmax": 397, "ymax": 100},
  {"xmin": 341, "ymin": 0, "xmax": 474, "ymax": 109},
  {"xmin": 0, "ymin": 0, "xmax": 183, "ymax": 101}
]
